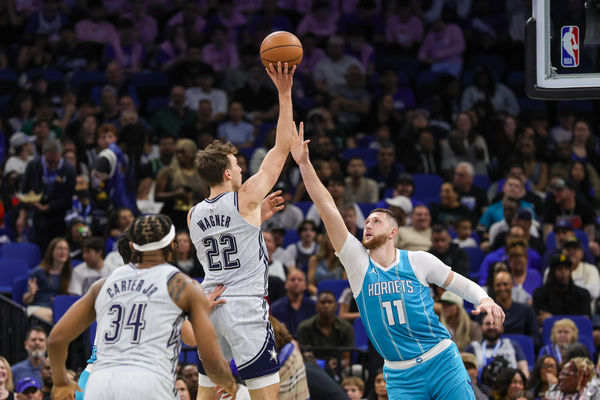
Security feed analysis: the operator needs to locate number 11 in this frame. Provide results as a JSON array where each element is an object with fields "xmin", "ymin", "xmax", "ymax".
[{"xmin": 382, "ymin": 300, "xmax": 406, "ymax": 326}]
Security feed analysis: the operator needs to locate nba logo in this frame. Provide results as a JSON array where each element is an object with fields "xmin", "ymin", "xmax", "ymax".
[{"xmin": 561, "ymin": 26, "xmax": 579, "ymax": 68}]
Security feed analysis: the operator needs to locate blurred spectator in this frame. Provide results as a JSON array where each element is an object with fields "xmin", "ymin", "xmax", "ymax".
[
  {"xmin": 263, "ymin": 230, "xmax": 286, "ymax": 301},
  {"xmin": 202, "ymin": 25, "xmax": 238, "ymax": 73},
  {"xmin": 345, "ymin": 26, "xmax": 376, "ymax": 76},
  {"xmin": 173, "ymin": 231, "xmax": 203, "ymax": 279},
  {"xmin": 166, "ymin": 2, "xmax": 206, "ymax": 42},
  {"xmin": 11, "ymin": 326, "xmax": 46, "ymax": 386},
  {"xmin": 39, "ymin": 354, "xmax": 50, "ymax": 399},
  {"xmin": 569, "ymin": 160, "xmax": 600, "ymax": 207},
  {"xmin": 338, "ymin": 286, "xmax": 360, "ymax": 324},
  {"xmin": 453, "ymin": 161, "xmax": 488, "ymax": 219},
  {"xmin": 533, "ymin": 254, "xmax": 591, "ymax": 327},
  {"xmin": 297, "ymin": 1, "xmax": 339, "ymax": 39},
  {"xmin": 122, "ymin": 0, "xmax": 157, "ymax": 45},
  {"xmin": 21, "ymin": 138, "xmax": 76, "ymax": 251},
  {"xmin": 405, "ymin": 129, "xmax": 441, "ymax": 175},
  {"xmin": 461, "ymin": 352, "xmax": 488, "ymax": 400},
  {"xmin": 6, "ymin": 92, "xmax": 34, "ymax": 134},
  {"xmin": 233, "ymin": 63, "xmax": 278, "ymax": 122},
  {"xmin": 167, "ymin": 45, "xmax": 212, "ymax": 88},
  {"xmin": 516, "ymin": 135, "xmax": 548, "ymax": 192},
  {"xmin": 206, "ymin": 0, "xmax": 247, "ymax": 42},
  {"xmin": 74, "ymin": 1, "xmax": 118, "ymax": 45},
  {"xmin": 97, "ymin": 85, "xmax": 120, "ymax": 126},
  {"xmin": 488, "ymin": 269, "xmax": 538, "ymax": 341},
  {"xmin": 385, "ymin": 195, "xmax": 412, "ymax": 227},
  {"xmin": 418, "ymin": 15, "xmax": 466, "ymax": 77},
  {"xmin": 175, "ymin": 379, "xmax": 191, "ymax": 400},
  {"xmin": 216, "ymin": 101, "xmax": 254, "ymax": 149},
  {"xmin": 429, "ymin": 223, "xmax": 470, "ymax": 277},
  {"xmin": 156, "ymin": 24, "xmax": 186, "ymax": 70},
  {"xmin": 184, "ymin": 67, "xmax": 228, "ymax": 119},
  {"xmin": 295, "ymin": 33, "xmax": 326, "ymax": 77},
  {"xmin": 385, "ymin": 0, "xmax": 423, "ymax": 50},
  {"xmin": 571, "ymin": 119, "xmax": 600, "ymax": 170},
  {"xmin": 479, "ymin": 175, "xmax": 536, "ymax": 233},
  {"xmin": 460, "ymin": 67, "xmax": 520, "ymax": 117},
  {"xmin": 54, "ymin": 26, "xmax": 98, "ymax": 73},
  {"xmin": 23, "ymin": 238, "xmax": 72, "ymax": 322},
  {"xmin": 542, "ymin": 220, "xmax": 595, "ymax": 269},
  {"xmin": 0, "ymin": 355, "xmax": 15, "ymax": 399},
  {"xmin": 262, "ymin": 182, "xmax": 303, "ymax": 231},
  {"xmin": 452, "ymin": 217, "xmax": 477, "ymax": 248},
  {"xmin": 397, "ymin": 204, "xmax": 432, "ymax": 251},
  {"xmin": 104, "ymin": 18, "xmax": 146, "ymax": 73},
  {"xmin": 4, "ymin": 132, "xmax": 35, "ymax": 177},
  {"xmin": 283, "ymin": 219, "xmax": 319, "ymax": 271},
  {"xmin": 391, "ymin": 172, "xmax": 415, "ymax": 199},
  {"xmin": 550, "ymin": 140, "xmax": 577, "ymax": 180},
  {"xmin": 332, "ymin": 65, "xmax": 370, "ymax": 130},
  {"xmin": 439, "ymin": 290, "xmax": 482, "ymax": 351},
  {"xmin": 542, "ymin": 177, "xmax": 597, "ymax": 244},
  {"xmin": 370, "ymin": 369, "xmax": 388, "ymax": 400},
  {"xmin": 15, "ymin": 377, "xmax": 42, "ymax": 400},
  {"xmin": 488, "ymin": 200, "xmax": 539, "ymax": 249},
  {"xmin": 430, "ymin": 182, "xmax": 474, "ymax": 226},
  {"xmin": 25, "ymin": 0, "xmax": 69, "ymax": 37},
  {"xmin": 17, "ymin": 34, "xmax": 52, "ymax": 72},
  {"xmin": 306, "ymin": 175, "xmax": 365, "ymax": 230},
  {"xmin": 544, "ymin": 357, "xmax": 598, "ymax": 400},
  {"xmin": 465, "ymin": 314, "xmax": 530, "ymax": 378},
  {"xmin": 441, "ymin": 114, "xmax": 490, "ymax": 176},
  {"xmin": 344, "ymin": 157, "xmax": 379, "ymax": 203},
  {"xmin": 297, "ymin": 290, "xmax": 354, "ymax": 367},
  {"xmin": 554, "ymin": 237, "xmax": 600, "ymax": 303},
  {"xmin": 151, "ymin": 86, "xmax": 195, "ymax": 138},
  {"xmin": 270, "ymin": 269, "xmax": 316, "ymax": 337},
  {"xmin": 538, "ymin": 318, "xmax": 578, "ymax": 362},
  {"xmin": 180, "ymin": 99, "xmax": 217, "ymax": 142},
  {"xmin": 506, "ymin": 242, "xmax": 543, "ymax": 298},
  {"xmin": 65, "ymin": 218, "xmax": 88, "ymax": 259},
  {"xmin": 179, "ymin": 364, "xmax": 198, "ymax": 400},
  {"xmin": 341, "ymin": 202, "xmax": 363, "ymax": 241},
  {"xmin": 528, "ymin": 355, "xmax": 559, "ymax": 400},
  {"xmin": 314, "ymin": 36, "xmax": 362, "ymax": 95},
  {"xmin": 307, "ymin": 234, "xmax": 346, "ymax": 295},
  {"xmin": 424, "ymin": 0, "xmax": 472, "ymax": 22},
  {"xmin": 366, "ymin": 145, "xmax": 405, "ymax": 197},
  {"xmin": 247, "ymin": 0, "xmax": 292, "ymax": 37},
  {"xmin": 155, "ymin": 139, "xmax": 206, "ymax": 230},
  {"xmin": 342, "ymin": 376, "xmax": 365, "ymax": 400},
  {"xmin": 67, "ymin": 236, "xmax": 112, "ymax": 295},
  {"xmin": 490, "ymin": 368, "xmax": 526, "ymax": 400}
]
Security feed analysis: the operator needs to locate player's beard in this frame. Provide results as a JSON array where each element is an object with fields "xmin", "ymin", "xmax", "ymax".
[{"xmin": 362, "ymin": 233, "xmax": 388, "ymax": 250}]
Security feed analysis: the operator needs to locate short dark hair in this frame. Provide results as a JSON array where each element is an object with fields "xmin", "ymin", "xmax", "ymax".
[
  {"xmin": 317, "ymin": 290, "xmax": 337, "ymax": 301},
  {"xmin": 431, "ymin": 223, "xmax": 448, "ymax": 234},
  {"xmin": 82, "ymin": 236, "xmax": 104, "ymax": 254},
  {"xmin": 369, "ymin": 208, "xmax": 400, "ymax": 228},
  {"xmin": 25, "ymin": 325, "xmax": 47, "ymax": 340},
  {"xmin": 194, "ymin": 140, "xmax": 238, "ymax": 186}
]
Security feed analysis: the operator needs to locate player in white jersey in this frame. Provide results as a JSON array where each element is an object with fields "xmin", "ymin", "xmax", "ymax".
[
  {"xmin": 47, "ymin": 214, "xmax": 237, "ymax": 400},
  {"xmin": 189, "ymin": 62, "xmax": 296, "ymax": 400},
  {"xmin": 289, "ymin": 123, "xmax": 505, "ymax": 399}
]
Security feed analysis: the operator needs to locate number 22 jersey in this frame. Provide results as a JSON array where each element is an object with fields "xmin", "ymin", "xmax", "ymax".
[
  {"xmin": 189, "ymin": 192, "xmax": 269, "ymax": 297},
  {"xmin": 336, "ymin": 234, "xmax": 453, "ymax": 361}
]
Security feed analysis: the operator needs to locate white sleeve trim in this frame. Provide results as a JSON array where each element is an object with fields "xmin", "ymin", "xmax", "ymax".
[
  {"xmin": 407, "ymin": 251, "xmax": 452, "ymax": 287},
  {"xmin": 335, "ymin": 233, "xmax": 370, "ymax": 297}
]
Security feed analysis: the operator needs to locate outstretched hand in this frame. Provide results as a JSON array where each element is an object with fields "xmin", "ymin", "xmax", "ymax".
[
  {"xmin": 261, "ymin": 190, "xmax": 285, "ymax": 222},
  {"xmin": 290, "ymin": 121, "xmax": 310, "ymax": 165},
  {"xmin": 471, "ymin": 298, "xmax": 505, "ymax": 328},
  {"xmin": 207, "ymin": 285, "xmax": 227, "ymax": 311},
  {"xmin": 265, "ymin": 61, "xmax": 295, "ymax": 94}
]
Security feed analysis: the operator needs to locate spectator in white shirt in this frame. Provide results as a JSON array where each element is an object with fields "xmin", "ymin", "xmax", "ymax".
[
  {"xmin": 4, "ymin": 132, "xmax": 35, "ymax": 177},
  {"xmin": 67, "ymin": 236, "xmax": 115, "ymax": 295}
]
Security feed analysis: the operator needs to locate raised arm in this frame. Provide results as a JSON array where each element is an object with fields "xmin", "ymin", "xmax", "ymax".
[
  {"xmin": 48, "ymin": 279, "xmax": 104, "ymax": 400},
  {"xmin": 291, "ymin": 122, "xmax": 349, "ymax": 253},
  {"xmin": 238, "ymin": 62, "xmax": 295, "ymax": 215},
  {"xmin": 168, "ymin": 273, "xmax": 237, "ymax": 397}
]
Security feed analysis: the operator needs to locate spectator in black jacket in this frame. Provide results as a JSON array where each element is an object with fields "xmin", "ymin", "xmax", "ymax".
[
  {"xmin": 428, "ymin": 223, "xmax": 470, "ymax": 277},
  {"xmin": 20, "ymin": 138, "xmax": 76, "ymax": 253},
  {"xmin": 533, "ymin": 254, "xmax": 591, "ymax": 327}
]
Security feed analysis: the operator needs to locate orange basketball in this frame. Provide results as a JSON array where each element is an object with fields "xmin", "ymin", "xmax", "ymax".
[{"xmin": 260, "ymin": 31, "xmax": 303, "ymax": 68}]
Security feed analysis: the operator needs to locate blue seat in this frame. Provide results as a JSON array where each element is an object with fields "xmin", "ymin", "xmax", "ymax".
[
  {"xmin": 357, "ymin": 202, "xmax": 376, "ymax": 218},
  {"xmin": 179, "ymin": 343, "xmax": 200, "ymax": 364},
  {"xmin": 131, "ymin": 71, "xmax": 169, "ymax": 88},
  {"xmin": 557, "ymin": 100, "xmax": 594, "ymax": 114},
  {"xmin": 353, "ymin": 318, "xmax": 369, "ymax": 351},
  {"xmin": 0, "ymin": 242, "xmax": 41, "ymax": 269},
  {"xmin": 71, "ymin": 259, "xmax": 83, "ymax": 267},
  {"xmin": 411, "ymin": 174, "xmax": 443, "ymax": 204},
  {"xmin": 317, "ymin": 279, "xmax": 349, "ymax": 300},
  {"xmin": 70, "ymin": 70, "xmax": 106, "ymax": 88},
  {"xmin": 283, "ymin": 229, "xmax": 299, "ymax": 247},
  {"xmin": 542, "ymin": 315, "xmax": 593, "ymax": 346},
  {"xmin": 341, "ymin": 148, "xmax": 378, "ymax": 167},
  {"xmin": 27, "ymin": 68, "xmax": 64, "ymax": 84},
  {"xmin": 416, "ymin": 71, "xmax": 443, "ymax": 89},
  {"xmin": 518, "ymin": 97, "xmax": 549, "ymax": 114},
  {"xmin": 0, "ymin": 258, "xmax": 29, "ymax": 293},
  {"xmin": 464, "ymin": 247, "xmax": 484, "ymax": 281},
  {"xmin": 0, "ymin": 69, "xmax": 18, "ymax": 91},
  {"xmin": 12, "ymin": 276, "xmax": 28, "ymax": 306},
  {"xmin": 473, "ymin": 174, "xmax": 491, "ymax": 191},
  {"xmin": 294, "ymin": 201, "xmax": 313, "ymax": 217},
  {"xmin": 503, "ymin": 334, "xmax": 534, "ymax": 368},
  {"xmin": 578, "ymin": 335, "xmax": 597, "ymax": 358},
  {"xmin": 507, "ymin": 70, "xmax": 525, "ymax": 90},
  {"xmin": 52, "ymin": 295, "xmax": 80, "ymax": 323}
]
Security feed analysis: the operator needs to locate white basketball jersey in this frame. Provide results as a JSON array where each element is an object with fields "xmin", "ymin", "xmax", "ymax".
[
  {"xmin": 189, "ymin": 192, "xmax": 269, "ymax": 297},
  {"xmin": 93, "ymin": 263, "xmax": 185, "ymax": 384}
]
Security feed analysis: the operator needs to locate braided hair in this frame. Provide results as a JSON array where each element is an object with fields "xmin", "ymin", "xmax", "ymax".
[
  {"xmin": 129, "ymin": 214, "xmax": 175, "ymax": 264},
  {"xmin": 117, "ymin": 227, "xmax": 134, "ymax": 264}
]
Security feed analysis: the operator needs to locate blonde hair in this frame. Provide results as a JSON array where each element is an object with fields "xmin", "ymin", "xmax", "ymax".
[
  {"xmin": 0, "ymin": 356, "xmax": 14, "ymax": 391},
  {"xmin": 551, "ymin": 318, "xmax": 578, "ymax": 345},
  {"xmin": 440, "ymin": 305, "xmax": 472, "ymax": 351},
  {"xmin": 342, "ymin": 376, "xmax": 365, "ymax": 392}
]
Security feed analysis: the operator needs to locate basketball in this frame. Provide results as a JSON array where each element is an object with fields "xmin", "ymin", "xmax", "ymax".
[{"xmin": 259, "ymin": 31, "xmax": 303, "ymax": 68}]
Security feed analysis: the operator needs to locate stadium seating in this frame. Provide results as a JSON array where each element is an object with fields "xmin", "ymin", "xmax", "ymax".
[
  {"xmin": 52, "ymin": 295, "xmax": 81, "ymax": 323},
  {"xmin": 283, "ymin": 229, "xmax": 299, "ymax": 247},
  {"xmin": 503, "ymin": 334, "xmax": 535, "ymax": 368},
  {"xmin": 464, "ymin": 247, "xmax": 484, "ymax": 280},
  {"xmin": 411, "ymin": 174, "xmax": 443, "ymax": 204},
  {"xmin": 353, "ymin": 318, "xmax": 369, "ymax": 352},
  {"xmin": 545, "ymin": 229, "xmax": 589, "ymax": 251},
  {"xmin": 0, "ymin": 258, "xmax": 29, "ymax": 293},
  {"xmin": 473, "ymin": 174, "xmax": 491, "ymax": 191},
  {"xmin": 542, "ymin": 315, "xmax": 593, "ymax": 346},
  {"xmin": 11, "ymin": 276, "xmax": 28, "ymax": 306},
  {"xmin": 0, "ymin": 242, "xmax": 42, "ymax": 269},
  {"xmin": 294, "ymin": 201, "xmax": 313, "ymax": 217}
]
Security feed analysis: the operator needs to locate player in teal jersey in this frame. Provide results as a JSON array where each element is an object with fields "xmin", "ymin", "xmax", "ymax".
[{"xmin": 290, "ymin": 123, "xmax": 505, "ymax": 399}]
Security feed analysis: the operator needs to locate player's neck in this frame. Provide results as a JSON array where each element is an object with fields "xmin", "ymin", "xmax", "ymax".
[
  {"xmin": 137, "ymin": 252, "xmax": 168, "ymax": 269},
  {"xmin": 369, "ymin": 243, "xmax": 396, "ymax": 268},
  {"xmin": 209, "ymin": 182, "xmax": 233, "ymax": 198}
]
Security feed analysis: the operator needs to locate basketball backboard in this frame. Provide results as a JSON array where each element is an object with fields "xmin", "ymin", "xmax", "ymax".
[{"xmin": 526, "ymin": 0, "xmax": 600, "ymax": 99}]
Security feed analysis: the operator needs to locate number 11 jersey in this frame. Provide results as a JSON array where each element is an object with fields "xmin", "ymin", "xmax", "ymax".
[{"xmin": 189, "ymin": 192, "xmax": 269, "ymax": 297}]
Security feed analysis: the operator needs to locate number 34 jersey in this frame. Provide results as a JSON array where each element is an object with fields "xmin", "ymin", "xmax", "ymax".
[
  {"xmin": 93, "ymin": 264, "xmax": 185, "ymax": 382},
  {"xmin": 336, "ymin": 234, "xmax": 452, "ymax": 362},
  {"xmin": 189, "ymin": 192, "xmax": 269, "ymax": 297}
]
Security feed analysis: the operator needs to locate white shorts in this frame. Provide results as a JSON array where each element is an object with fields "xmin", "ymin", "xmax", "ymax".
[
  {"xmin": 84, "ymin": 366, "xmax": 176, "ymax": 399},
  {"xmin": 198, "ymin": 296, "xmax": 280, "ymax": 381}
]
